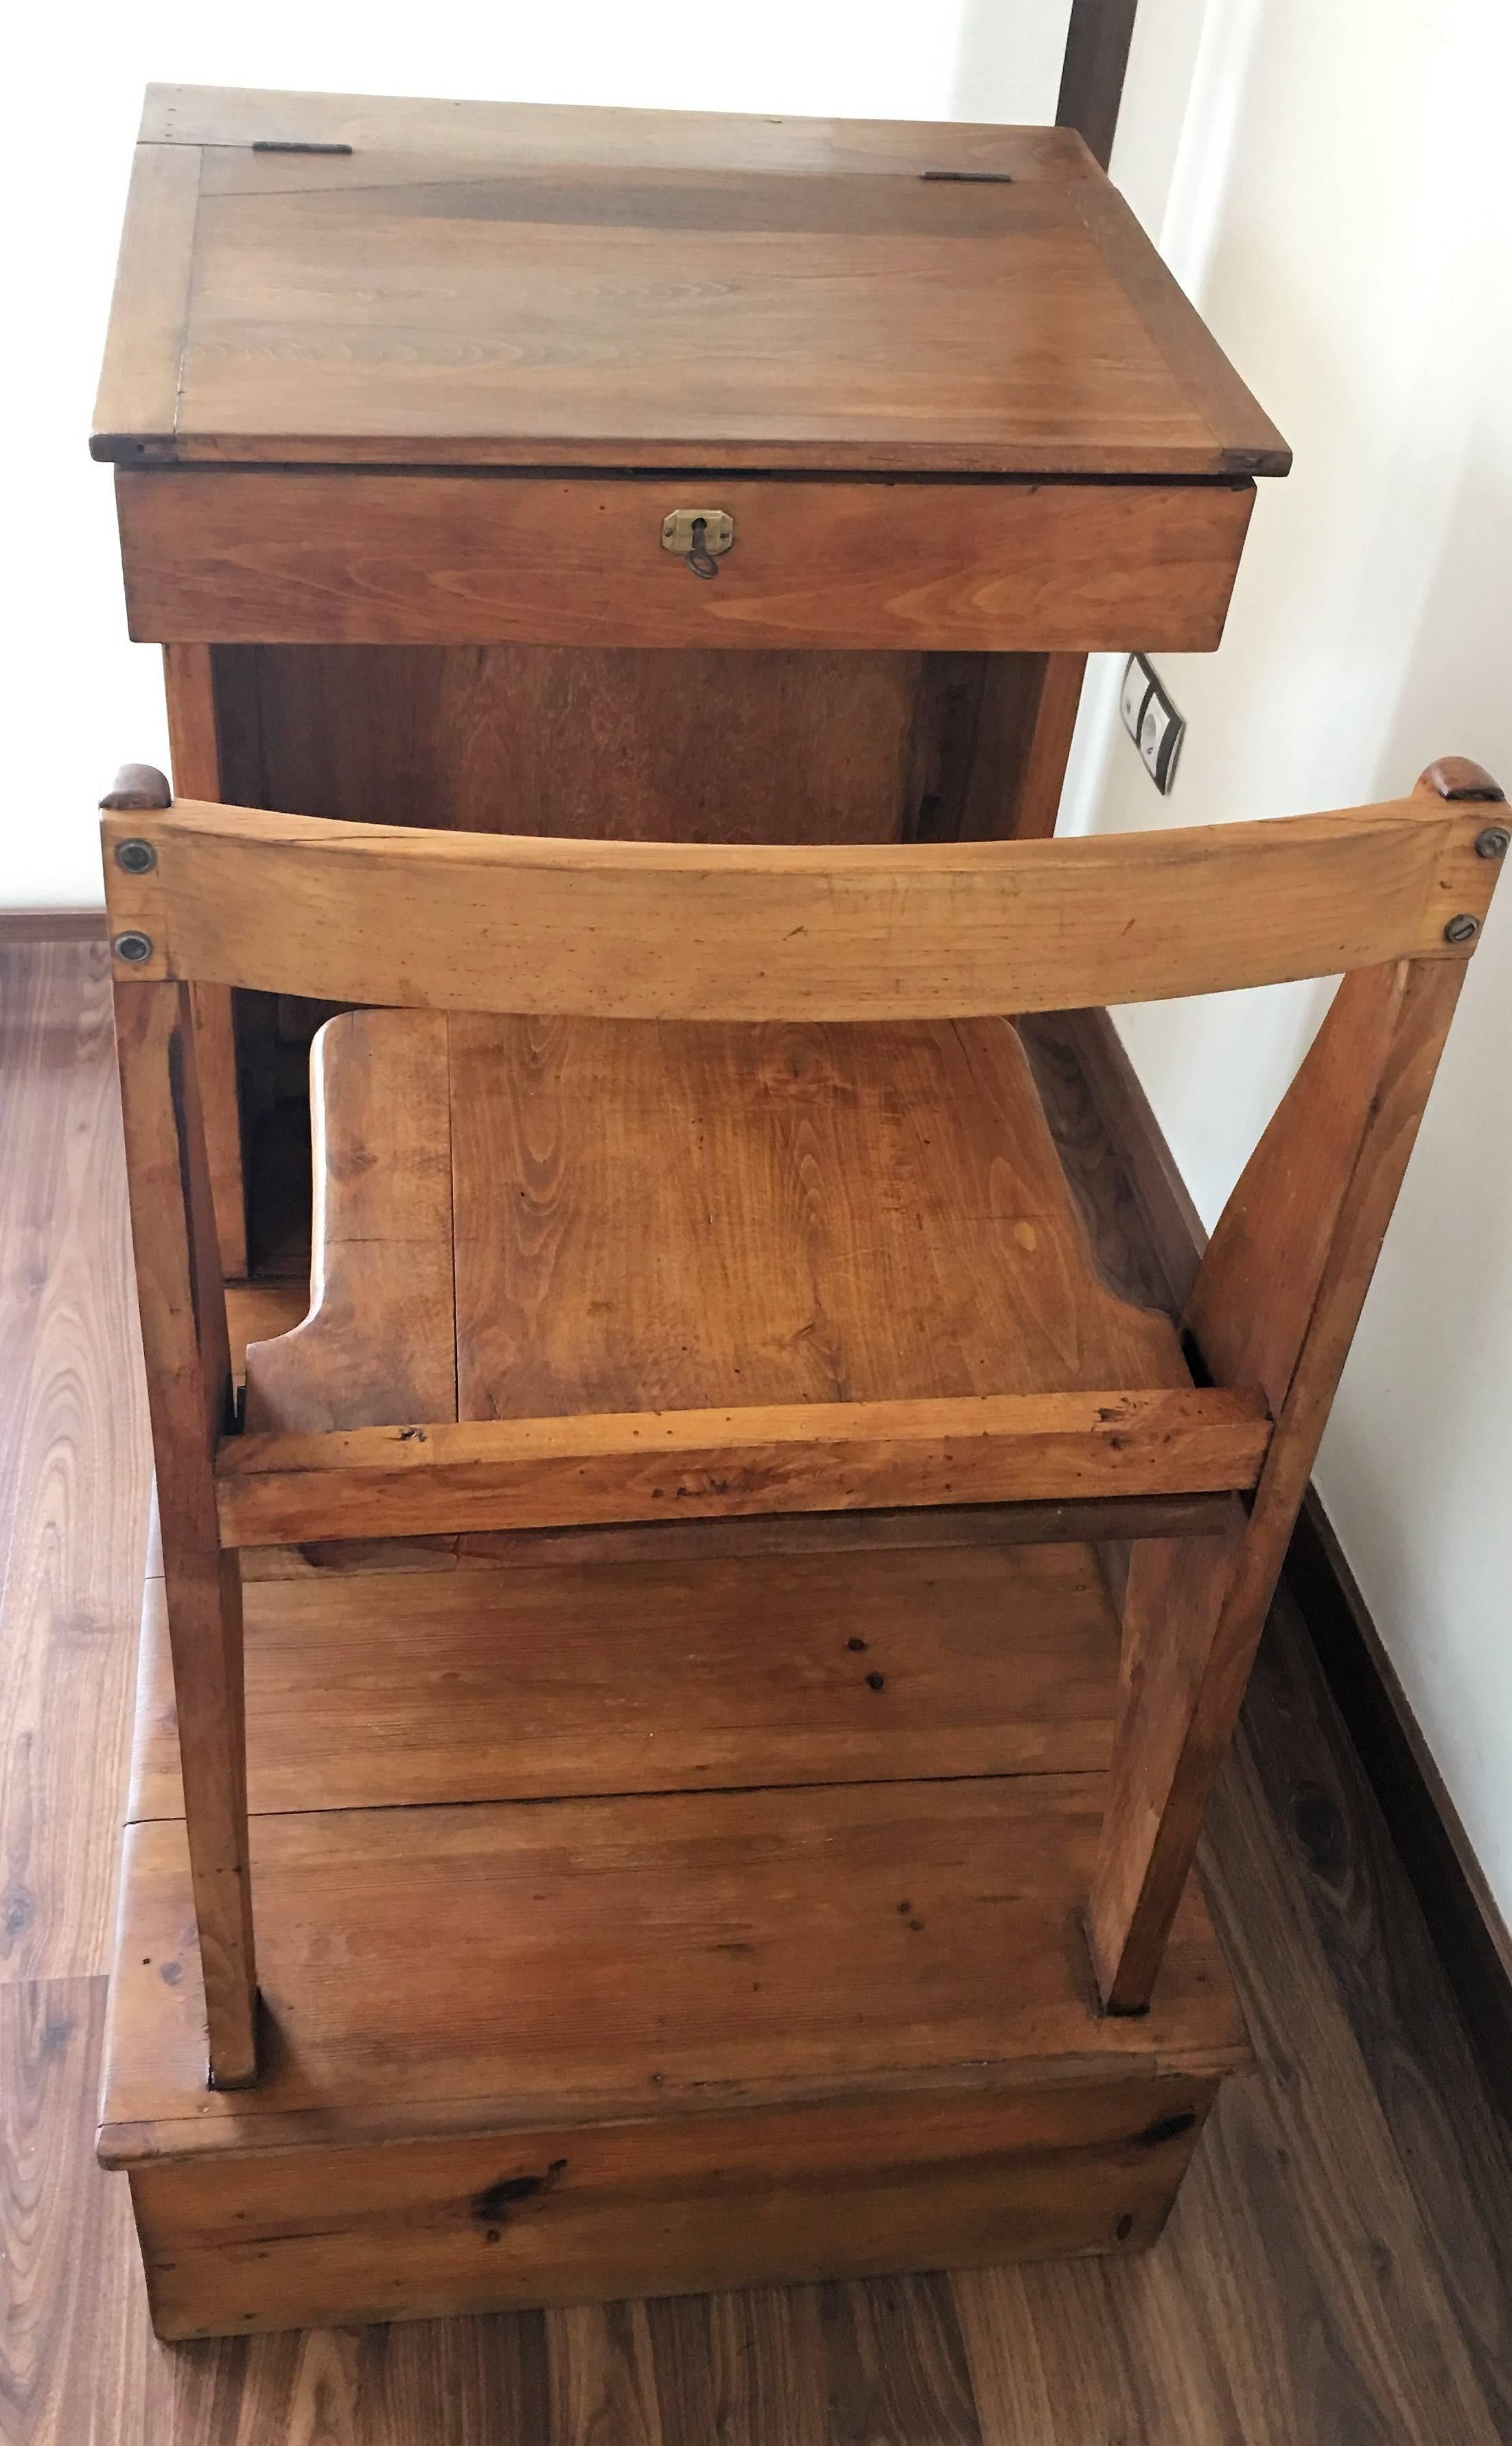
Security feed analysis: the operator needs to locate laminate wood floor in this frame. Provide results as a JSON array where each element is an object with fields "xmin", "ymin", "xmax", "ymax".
[{"xmin": 4, "ymin": 942, "xmax": 1510, "ymax": 2445}]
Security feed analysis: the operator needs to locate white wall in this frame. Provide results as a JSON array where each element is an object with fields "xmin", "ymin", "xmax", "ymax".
[
  {"xmin": 0, "ymin": 2, "xmax": 1067, "ymax": 910},
  {"xmin": 1059, "ymin": 0, "xmax": 1512, "ymax": 1920}
]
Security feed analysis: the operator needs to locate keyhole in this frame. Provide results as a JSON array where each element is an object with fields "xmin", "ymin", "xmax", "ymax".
[{"xmin": 686, "ymin": 517, "xmax": 720, "ymax": 579}]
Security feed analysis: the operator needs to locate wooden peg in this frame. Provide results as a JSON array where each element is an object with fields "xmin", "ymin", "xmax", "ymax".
[
  {"xmin": 1415, "ymin": 757, "xmax": 1504, "ymax": 803},
  {"xmin": 100, "ymin": 763, "xmax": 172, "ymax": 811}
]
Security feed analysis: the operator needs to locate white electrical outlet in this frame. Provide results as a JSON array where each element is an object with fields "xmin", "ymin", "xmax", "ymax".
[
  {"xmin": 1120, "ymin": 654, "xmax": 1151, "ymax": 741},
  {"xmin": 1119, "ymin": 654, "xmax": 1185, "ymax": 794}
]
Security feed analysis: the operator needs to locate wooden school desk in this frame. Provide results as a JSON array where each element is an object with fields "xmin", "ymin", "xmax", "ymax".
[{"xmin": 93, "ymin": 83, "xmax": 1291, "ymax": 2336}]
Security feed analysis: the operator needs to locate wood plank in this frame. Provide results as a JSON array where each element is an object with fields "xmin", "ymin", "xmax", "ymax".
[
  {"xmin": 128, "ymin": 1544, "xmax": 1123, "ymax": 1821},
  {"xmin": 96, "ymin": 91, "xmax": 1285, "ymax": 478},
  {"xmin": 552, "ymin": 2303, "xmax": 666, "ymax": 2446},
  {"xmin": 243, "ymin": 1011, "xmax": 455, "ymax": 1431},
  {"xmin": 1021, "ymin": 1004, "xmax": 1205, "ymax": 1313},
  {"xmin": 1185, "ymin": 962, "xmax": 1406, "ymax": 1414},
  {"xmin": 0, "ymin": 1978, "xmax": 165, "ymax": 2443},
  {"xmin": 447, "ymin": 1491, "xmax": 1234, "ymax": 1573},
  {"xmin": 0, "ymin": 951, "xmax": 150, "ymax": 1983},
  {"xmin": 957, "ymin": 655, "xmax": 1089, "ymax": 844},
  {"xmin": 112, "ymin": 981, "xmax": 257, "ymax": 2086},
  {"xmin": 129, "ymin": 2070, "xmax": 1218, "ymax": 2340},
  {"xmin": 225, "ymin": 1280, "xmax": 307, "ymax": 1380},
  {"xmin": 1067, "ymin": 178, "xmax": 1291, "ymax": 479},
  {"xmin": 1005, "ymin": 654, "xmax": 1089, "ymax": 840},
  {"xmin": 0, "ymin": 951, "xmax": 73, "ymax": 1619},
  {"xmin": 212, "ymin": 1388, "xmax": 1270, "ymax": 1548},
  {"xmin": 100, "ymin": 793, "xmax": 1498, "ymax": 1019},
  {"xmin": 137, "ymin": 85, "xmax": 1095, "ymax": 175},
  {"xmin": 446, "ymin": 1015, "xmax": 1187, "ymax": 1421},
  {"xmin": 0, "ymin": 910, "xmax": 107, "ymax": 943},
  {"xmin": 644, "ymin": 2287, "xmax": 829, "ymax": 2446},
  {"xmin": 819, "ymin": 2272, "xmax": 983, "ymax": 2446},
  {"xmin": 220, "ymin": 642, "xmax": 942, "ymax": 846},
  {"xmin": 100, "ymin": 1773, "xmax": 1248, "ymax": 2163},
  {"xmin": 235, "ymin": 1489, "xmax": 1233, "ymax": 1578},
  {"xmin": 91, "ymin": 143, "xmax": 201, "ymax": 452},
  {"xmin": 239, "ymin": 1004, "xmax": 1192, "ymax": 1451},
  {"xmin": 161, "ymin": 643, "xmax": 248, "ymax": 1279},
  {"xmin": 114, "ymin": 471, "xmax": 1255, "ymax": 652}
]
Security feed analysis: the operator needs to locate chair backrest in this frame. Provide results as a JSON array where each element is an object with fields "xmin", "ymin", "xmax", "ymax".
[
  {"xmin": 99, "ymin": 754, "xmax": 1507, "ymax": 2072},
  {"xmin": 101, "ymin": 768, "xmax": 1507, "ymax": 1022}
]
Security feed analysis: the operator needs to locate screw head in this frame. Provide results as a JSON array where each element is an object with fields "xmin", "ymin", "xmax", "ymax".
[
  {"xmin": 114, "ymin": 837, "xmax": 157, "ymax": 874},
  {"xmin": 112, "ymin": 931, "xmax": 154, "ymax": 964},
  {"xmin": 1474, "ymin": 824, "xmax": 1510, "ymax": 860},
  {"xmin": 1443, "ymin": 913, "xmax": 1480, "ymax": 945}
]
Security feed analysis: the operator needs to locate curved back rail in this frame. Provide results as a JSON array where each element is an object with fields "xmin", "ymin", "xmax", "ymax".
[
  {"xmin": 102, "ymin": 789, "xmax": 1501, "ymax": 1019},
  {"xmin": 102, "ymin": 761, "xmax": 1507, "ymax": 2081}
]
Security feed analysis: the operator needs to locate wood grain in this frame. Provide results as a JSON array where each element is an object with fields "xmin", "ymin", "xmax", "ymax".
[
  {"xmin": 643, "ymin": 2285, "xmax": 829, "ymax": 2446},
  {"xmin": 130, "ymin": 2071, "xmax": 1217, "ymax": 2339},
  {"xmin": 212, "ymin": 642, "xmax": 1042, "ymax": 849},
  {"xmin": 161, "ymin": 643, "xmax": 248, "ymax": 1280},
  {"xmin": 95, "ymin": 91, "xmax": 1286, "ymax": 478},
  {"xmin": 0, "ymin": 912, "xmax": 108, "ymax": 944},
  {"xmin": 0, "ymin": 948, "xmax": 149, "ymax": 1985},
  {"xmin": 1186, "ymin": 963, "xmax": 1406, "ymax": 1414},
  {"xmin": 1089, "ymin": 960, "xmax": 1479, "ymax": 2009},
  {"xmin": 100, "ymin": 1773, "xmax": 1246, "ymax": 2161},
  {"xmin": 821, "ymin": 2272, "xmax": 983, "ymax": 2446},
  {"xmin": 1231, "ymin": 1583, "xmax": 1512, "ymax": 2438},
  {"xmin": 112, "ymin": 982, "xmax": 257, "ymax": 2085},
  {"xmin": 0, "ymin": 1979, "xmax": 163, "ymax": 2445},
  {"xmin": 233, "ymin": 1489, "xmax": 1233, "ymax": 1582},
  {"xmin": 91, "ymin": 142, "xmax": 200, "ymax": 452},
  {"xmin": 243, "ymin": 1013, "xmax": 455, "ymax": 1431},
  {"xmin": 128, "ymin": 1545, "xmax": 1123, "ymax": 1819},
  {"xmin": 99, "ymin": 793, "xmax": 1498, "ymax": 1020},
  {"xmin": 137, "ymin": 84, "xmax": 1098, "ymax": 172},
  {"xmin": 1064, "ymin": 178, "xmax": 1291, "ymax": 481},
  {"xmin": 115, "ymin": 471, "xmax": 1255, "ymax": 653},
  {"xmin": 1290, "ymin": 1487, "xmax": 1512, "ymax": 2131},
  {"xmin": 444, "ymin": 1013, "xmax": 1185, "ymax": 1416},
  {"xmin": 446, "ymin": 1492, "xmax": 1233, "ymax": 1572},
  {"xmin": 1158, "ymin": 1669, "xmax": 1504, "ymax": 2446},
  {"xmin": 213, "ymin": 1388, "xmax": 1270, "ymax": 1548},
  {"xmin": 986, "ymin": 654, "xmax": 1089, "ymax": 841}
]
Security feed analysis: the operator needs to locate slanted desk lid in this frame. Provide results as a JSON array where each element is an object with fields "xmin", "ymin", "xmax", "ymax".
[{"xmin": 93, "ymin": 84, "xmax": 1290, "ymax": 479}]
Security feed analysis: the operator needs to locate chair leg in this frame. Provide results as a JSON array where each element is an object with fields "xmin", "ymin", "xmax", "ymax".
[
  {"xmin": 1091, "ymin": 953, "xmax": 1476, "ymax": 2013},
  {"xmin": 161, "ymin": 1548, "xmax": 259, "ymax": 2086},
  {"xmin": 114, "ymin": 976, "xmax": 258, "ymax": 2086}
]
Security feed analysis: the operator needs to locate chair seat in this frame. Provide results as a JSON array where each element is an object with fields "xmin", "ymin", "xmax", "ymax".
[{"xmin": 243, "ymin": 1012, "xmax": 1190, "ymax": 1435}]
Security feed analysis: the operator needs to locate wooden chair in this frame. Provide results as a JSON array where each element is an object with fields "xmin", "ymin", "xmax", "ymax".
[{"xmin": 102, "ymin": 757, "xmax": 1507, "ymax": 2090}]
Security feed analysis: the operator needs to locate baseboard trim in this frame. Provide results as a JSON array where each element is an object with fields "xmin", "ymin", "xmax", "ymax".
[
  {"xmin": 1286, "ymin": 1490, "xmax": 1512, "ymax": 2121},
  {"xmin": 0, "ymin": 908, "xmax": 108, "ymax": 943},
  {"xmin": 1059, "ymin": 1004, "xmax": 1512, "ymax": 2119}
]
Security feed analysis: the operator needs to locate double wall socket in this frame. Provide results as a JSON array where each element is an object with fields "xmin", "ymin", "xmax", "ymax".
[{"xmin": 1120, "ymin": 654, "xmax": 1185, "ymax": 794}]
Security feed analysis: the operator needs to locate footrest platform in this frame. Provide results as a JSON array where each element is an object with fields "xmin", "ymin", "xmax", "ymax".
[{"xmin": 103, "ymin": 1543, "xmax": 1247, "ymax": 2337}]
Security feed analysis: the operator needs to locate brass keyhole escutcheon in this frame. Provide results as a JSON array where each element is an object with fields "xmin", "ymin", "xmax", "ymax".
[{"xmin": 662, "ymin": 508, "xmax": 734, "ymax": 578}]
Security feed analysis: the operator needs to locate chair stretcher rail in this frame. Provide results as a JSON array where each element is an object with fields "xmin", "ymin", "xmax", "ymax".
[{"xmin": 213, "ymin": 1387, "xmax": 1272, "ymax": 1548}]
